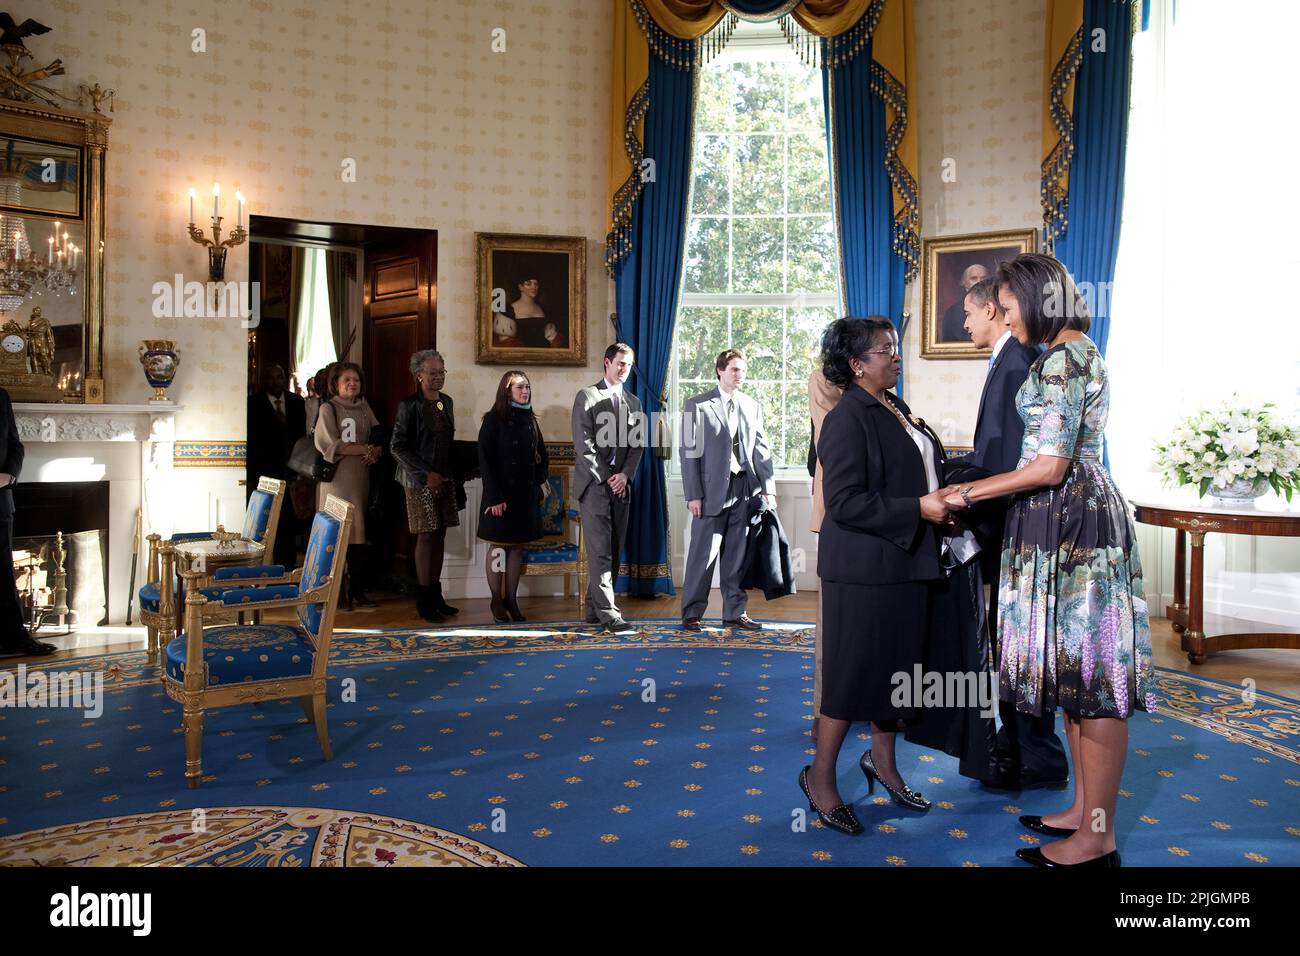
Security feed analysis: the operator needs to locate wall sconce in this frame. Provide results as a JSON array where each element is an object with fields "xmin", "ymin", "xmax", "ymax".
[{"xmin": 186, "ymin": 183, "xmax": 247, "ymax": 282}]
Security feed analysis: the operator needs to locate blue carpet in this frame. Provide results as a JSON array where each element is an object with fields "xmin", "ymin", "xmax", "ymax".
[{"xmin": 0, "ymin": 620, "xmax": 1297, "ymax": 866}]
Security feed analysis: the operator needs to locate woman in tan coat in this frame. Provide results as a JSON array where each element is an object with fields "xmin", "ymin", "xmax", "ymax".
[{"xmin": 315, "ymin": 361, "xmax": 383, "ymax": 609}]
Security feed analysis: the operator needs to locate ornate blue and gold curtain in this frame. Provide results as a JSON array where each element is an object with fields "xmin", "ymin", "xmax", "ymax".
[{"xmin": 1042, "ymin": 0, "xmax": 1144, "ymax": 357}]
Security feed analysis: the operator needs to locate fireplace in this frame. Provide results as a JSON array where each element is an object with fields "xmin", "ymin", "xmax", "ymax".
[{"xmin": 12, "ymin": 480, "xmax": 110, "ymax": 631}]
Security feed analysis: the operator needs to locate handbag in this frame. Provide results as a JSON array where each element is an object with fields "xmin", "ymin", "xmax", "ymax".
[{"xmin": 288, "ymin": 404, "xmax": 337, "ymax": 482}]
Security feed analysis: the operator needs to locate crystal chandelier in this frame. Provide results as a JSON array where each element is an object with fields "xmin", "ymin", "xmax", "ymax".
[{"xmin": 0, "ymin": 175, "xmax": 79, "ymax": 315}]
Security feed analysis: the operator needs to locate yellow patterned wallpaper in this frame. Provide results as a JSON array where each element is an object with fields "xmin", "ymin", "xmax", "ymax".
[
  {"xmin": 905, "ymin": 0, "xmax": 1044, "ymax": 447},
  {"xmin": 40, "ymin": 0, "xmax": 614, "ymax": 443}
]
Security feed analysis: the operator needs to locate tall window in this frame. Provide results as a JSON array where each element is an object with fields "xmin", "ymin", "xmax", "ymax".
[
  {"xmin": 672, "ymin": 36, "xmax": 839, "ymax": 471},
  {"xmin": 1107, "ymin": 0, "xmax": 1300, "ymax": 493}
]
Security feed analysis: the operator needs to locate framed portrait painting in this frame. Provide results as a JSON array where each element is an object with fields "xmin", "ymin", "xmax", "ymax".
[
  {"xmin": 920, "ymin": 229, "xmax": 1037, "ymax": 359},
  {"xmin": 476, "ymin": 232, "xmax": 586, "ymax": 366}
]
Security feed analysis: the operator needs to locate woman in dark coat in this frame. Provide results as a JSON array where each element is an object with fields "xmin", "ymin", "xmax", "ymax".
[
  {"xmin": 478, "ymin": 370, "xmax": 549, "ymax": 622},
  {"xmin": 391, "ymin": 350, "xmax": 466, "ymax": 623},
  {"xmin": 802, "ymin": 317, "xmax": 995, "ymax": 836}
]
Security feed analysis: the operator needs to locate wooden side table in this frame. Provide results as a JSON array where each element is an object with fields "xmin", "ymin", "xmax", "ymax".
[{"xmin": 1132, "ymin": 493, "xmax": 1300, "ymax": 664}]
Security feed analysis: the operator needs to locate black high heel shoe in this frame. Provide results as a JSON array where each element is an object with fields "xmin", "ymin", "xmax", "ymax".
[
  {"xmin": 860, "ymin": 750, "xmax": 931, "ymax": 811},
  {"xmin": 489, "ymin": 599, "xmax": 510, "ymax": 624},
  {"xmin": 506, "ymin": 600, "xmax": 526, "ymax": 622},
  {"xmin": 1016, "ymin": 846, "xmax": 1121, "ymax": 868},
  {"xmin": 798, "ymin": 766, "xmax": 863, "ymax": 836}
]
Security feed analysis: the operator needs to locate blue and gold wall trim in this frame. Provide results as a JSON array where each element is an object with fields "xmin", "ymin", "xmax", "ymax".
[{"xmin": 174, "ymin": 441, "xmax": 247, "ymax": 467}]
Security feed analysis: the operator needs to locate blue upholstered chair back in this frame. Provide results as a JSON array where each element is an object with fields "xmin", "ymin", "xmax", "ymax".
[
  {"xmin": 297, "ymin": 509, "xmax": 343, "ymax": 638},
  {"xmin": 243, "ymin": 488, "xmax": 277, "ymax": 542}
]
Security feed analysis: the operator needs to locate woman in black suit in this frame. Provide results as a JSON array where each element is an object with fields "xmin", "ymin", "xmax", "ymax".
[
  {"xmin": 478, "ymin": 370, "xmax": 549, "ymax": 623},
  {"xmin": 801, "ymin": 317, "xmax": 961, "ymax": 834}
]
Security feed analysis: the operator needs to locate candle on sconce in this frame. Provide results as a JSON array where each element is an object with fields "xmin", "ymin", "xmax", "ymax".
[
  {"xmin": 188, "ymin": 187, "xmax": 195, "ymax": 224},
  {"xmin": 236, "ymin": 191, "xmax": 245, "ymax": 230},
  {"xmin": 212, "ymin": 182, "xmax": 220, "ymax": 220}
]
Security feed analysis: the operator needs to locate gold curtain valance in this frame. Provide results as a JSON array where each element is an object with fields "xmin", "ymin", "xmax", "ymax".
[{"xmin": 637, "ymin": 0, "xmax": 876, "ymax": 38}]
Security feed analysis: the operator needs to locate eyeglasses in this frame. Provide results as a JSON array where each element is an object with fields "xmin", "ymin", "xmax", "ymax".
[{"xmin": 862, "ymin": 344, "xmax": 900, "ymax": 359}]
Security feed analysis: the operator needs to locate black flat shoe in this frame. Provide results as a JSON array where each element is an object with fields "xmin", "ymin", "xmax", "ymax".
[
  {"xmin": 1020, "ymin": 814, "xmax": 1077, "ymax": 837},
  {"xmin": 0, "ymin": 638, "xmax": 57, "ymax": 657},
  {"xmin": 860, "ymin": 750, "xmax": 930, "ymax": 811},
  {"xmin": 798, "ymin": 766, "xmax": 863, "ymax": 836},
  {"xmin": 1016, "ymin": 845, "xmax": 1121, "ymax": 867}
]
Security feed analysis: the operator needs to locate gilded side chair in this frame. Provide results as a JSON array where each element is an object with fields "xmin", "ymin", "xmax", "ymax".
[
  {"xmin": 140, "ymin": 476, "xmax": 286, "ymax": 664},
  {"xmin": 516, "ymin": 466, "xmax": 586, "ymax": 606},
  {"xmin": 162, "ymin": 494, "xmax": 353, "ymax": 789}
]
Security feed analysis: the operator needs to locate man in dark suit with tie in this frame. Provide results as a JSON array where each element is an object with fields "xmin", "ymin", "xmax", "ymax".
[
  {"xmin": 0, "ymin": 386, "xmax": 55, "ymax": 656},
  {"xmin": 246, "ymin": 363, "xmax": 306, "ymax": 567},
  {"xmin": 955, "ymin": 277, "xmax": 1068, "ymax": 789},
  {"xmin": 570, "ymin": 343, "xmax": 645, "ymax": 631},
  {"xmin": 679, "ymin": 349, "xmax": 776, "ymax": 632}
]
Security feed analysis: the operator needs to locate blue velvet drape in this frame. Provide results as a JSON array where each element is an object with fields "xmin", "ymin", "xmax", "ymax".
[
  {"xmin": 822, "ymin": 39, "xmax": 907, "ymax": 393},
  {"xmin": 1052, "ymin": 0, "xmax": 1136, "ymax": 358},
  {"xmin": 613, "ymin": 52, "xmax": 694, "ymax": 597}
]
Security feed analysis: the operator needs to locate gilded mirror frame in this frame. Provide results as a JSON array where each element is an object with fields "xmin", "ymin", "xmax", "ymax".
[{"xmin": 0, "ymin": 98, "xmax": 108, "ymax": 403}]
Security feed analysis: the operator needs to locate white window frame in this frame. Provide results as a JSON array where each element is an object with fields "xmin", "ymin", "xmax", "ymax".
[{"xmin": 670, "ymin": 29, "xmax": 840, "ymax": 478}]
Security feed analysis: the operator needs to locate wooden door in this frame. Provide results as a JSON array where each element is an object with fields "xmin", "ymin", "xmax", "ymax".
[{"xmin": 362, "ymin": 233, "xmax": 437, "ymax": 568}]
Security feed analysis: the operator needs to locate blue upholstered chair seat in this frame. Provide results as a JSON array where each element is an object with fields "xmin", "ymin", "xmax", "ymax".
[
  {"xmin": 523, "ymin": 543, "xmax": 579, "ymax": 564},
  {"xmin": 140, "ymin": 564, "xmax": 289, "ymax": 612},
  {"xmin": 164, "ymin": 623, "xmax": 316, "ymax": 684}
]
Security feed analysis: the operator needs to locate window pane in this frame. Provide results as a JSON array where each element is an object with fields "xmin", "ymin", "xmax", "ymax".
[
  {"xmin": 730, "ymin": 307, "xmax": 783, "ymax": 379},
  {"xmin": 782, "ymin": 383, "xmax": 811, "ymax": 470},
  {"xmin": 786, "ymin": 216, "xmax": 837, "ymax": 293},
  {"xmin": 748, "ymin": 380, "xmax": 786, "ymax": 462},
  {"xmin": 786, "ymin": 62, "xmax": 824, "ymax": 131},
  {"xmin": 788, "ymin": 305, "xmax": 836, "ymax": 371},
  {"xmin": 787, "ymin": 133, "xmax": 830, "ymax": 215},
  {"xmin": 732, "ymin": 134, "xmax": 784, "ymax": 215},
  {"xmin": 731, "ymin": 217, "xmax": 784, "ymax": 293},
  {"xmin": 676, "ymin": 307, "xmax": 727, "ymax": 380},
  {"xmin": 683, "ymin": 216, "xmax": 728, "ymax": 293},
  {"xmin": 730, "ymin": 61, "xmax": 785, "ymax": 132},
  {"xmin": 677, "ymin": 382, "xmax": 712, "ymax": 423},
  {"xmin": 696, "ymin": 63, "xmax": 734, "ymax": 132},
  {"xmin": 691, "ymin": 134, "xmax": 730, "ymax": 215}
]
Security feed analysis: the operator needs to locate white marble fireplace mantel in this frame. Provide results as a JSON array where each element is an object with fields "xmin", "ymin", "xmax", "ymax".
[
  {"xmin": 13, "ymin": 402, "xmax": 188, "ymax": 625},
  {"xmin": 13, "ymin": 402, "xmax": 184, "ymax": 444}
]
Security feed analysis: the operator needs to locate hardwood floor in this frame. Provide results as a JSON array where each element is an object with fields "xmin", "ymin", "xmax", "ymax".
[{"xmin": 12, "ymin": 589, "xmax": 1300, "ymax": 700}]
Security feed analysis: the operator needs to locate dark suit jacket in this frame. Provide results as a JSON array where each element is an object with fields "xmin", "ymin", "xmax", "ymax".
[
  {"xmin": 0, "ymin": 387, "xmax": 24, "ymax": 518},
  {"xmin": 817, "ymin": 386, "xmax": 947, "ymax": 586},
  {"xmin": 740, "ymin": 505, "xmax": 796, "ymax": 599},
  {"xmin": 247, "ymin": 390, "xmax": 307, "ymax": 493},
  {"xmin": 947, "ymin": 338, "xmax": 1037, "ymax": 574}
]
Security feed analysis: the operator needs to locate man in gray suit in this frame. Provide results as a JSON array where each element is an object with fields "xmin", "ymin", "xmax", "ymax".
[
  {"xmin": 571, "ymin": 343, "xmax": 644, "ymax": 631},
  {"xmin": 679, "ymin": 349, "xmax": 775, "ymax": 632}
]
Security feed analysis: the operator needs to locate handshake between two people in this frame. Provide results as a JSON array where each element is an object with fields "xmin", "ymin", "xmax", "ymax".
[{"xmin": 919, "ymin": 484, "xmax": 974, "ymax": 528}]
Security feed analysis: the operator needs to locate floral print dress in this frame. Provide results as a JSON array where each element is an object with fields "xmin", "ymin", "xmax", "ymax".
[{"xmin": 998, "ymin": 337, "xmax": 1156, "ymax": 719}]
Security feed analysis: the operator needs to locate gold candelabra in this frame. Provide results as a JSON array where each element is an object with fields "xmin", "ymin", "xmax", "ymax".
[{"xmin": 186, "ymin": 183, "xmax": 247, "ymax": 282}]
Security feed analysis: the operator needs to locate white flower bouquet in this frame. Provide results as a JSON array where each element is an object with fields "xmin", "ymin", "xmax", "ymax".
[{"xmin": 1153, "ymin": 399, "xmax": 1300, "ymax": 501}]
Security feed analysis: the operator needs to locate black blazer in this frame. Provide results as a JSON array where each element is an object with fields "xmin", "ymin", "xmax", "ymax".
[
  {"xmin": 740, "ymin": 505, "xmax": 797, "ymax": 599},
  {"xmin": 947, "ymin": 339, "xmax": 1037, "ymax": 572},
  {"xmin": 816, "ymin": 386, "xmax": 946, "ymax": 586},
  {"xmin": 391, "ymin": 391, "xmax": 467, "ymax": 511},
  {"xmin": 246, "ymin": 389, "xmax": 306, "ymax": 490},
  {"xmin": 0, "ymin": 387, "xmax": 23, "ymax": 518}
]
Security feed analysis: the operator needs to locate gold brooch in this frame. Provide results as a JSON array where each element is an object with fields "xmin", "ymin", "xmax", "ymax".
[{"xmin": 436, "ymin": 401, "xmax": 445, "ymax": 411}]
